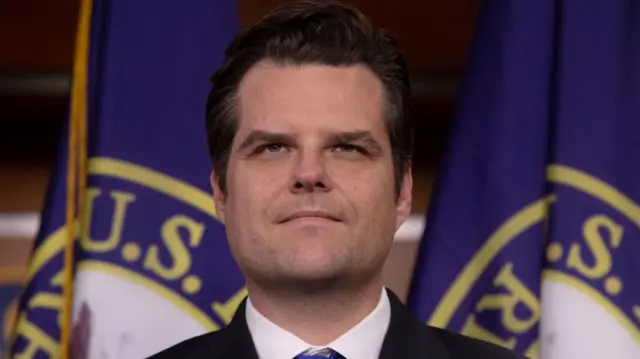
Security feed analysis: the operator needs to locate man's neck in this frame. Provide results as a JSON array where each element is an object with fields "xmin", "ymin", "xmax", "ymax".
[{"xmin": 245, "ymin": 277, "xmax": 385, "ymax": 346}]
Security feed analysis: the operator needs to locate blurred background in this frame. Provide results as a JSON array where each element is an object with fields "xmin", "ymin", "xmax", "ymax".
[{"xmin": 0, "ymin": 0, "xmax": 477, "ymax": 352}]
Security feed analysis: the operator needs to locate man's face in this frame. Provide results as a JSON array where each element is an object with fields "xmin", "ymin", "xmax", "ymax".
[{"xmin": 211, "ymin": 61, "xmax": 412, "ymax": 287}]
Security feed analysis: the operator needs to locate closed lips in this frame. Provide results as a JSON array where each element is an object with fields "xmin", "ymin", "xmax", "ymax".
[{"xmin": 279, "ymin": 210, "xmax": 341, "ymax": 223}]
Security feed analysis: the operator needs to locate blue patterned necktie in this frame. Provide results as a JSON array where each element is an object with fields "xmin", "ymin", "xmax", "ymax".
[{"xmin": 295, "ymin": 347, "xmax": 345, "ymax": 359}]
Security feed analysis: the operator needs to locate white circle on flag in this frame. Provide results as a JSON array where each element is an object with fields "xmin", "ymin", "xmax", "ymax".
[
  {"xmin": 539, "ymin": 278, "xmax": 640, "ymax": 359},
  {"xmin": 71, "ymin": 267, "xmax": 210, "ymax": 359}
]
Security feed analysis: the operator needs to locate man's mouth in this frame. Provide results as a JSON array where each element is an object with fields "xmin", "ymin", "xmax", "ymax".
[{"xmin": 279, "ymin": 210, "xmax": 341, "ymax": 224}]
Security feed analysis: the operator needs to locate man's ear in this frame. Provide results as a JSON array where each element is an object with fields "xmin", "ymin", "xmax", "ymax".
[
  {"xmin": 395, "ymin": 165, "xmax": 413, "ymax": 230},
  {"xmin": 210, "ymin": 170, "xmax": 226, "ymax": 224}
]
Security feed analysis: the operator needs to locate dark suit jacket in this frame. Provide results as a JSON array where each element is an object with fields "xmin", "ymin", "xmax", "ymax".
[{"xmin": 148, "ymin": 289, "xmax": 526, "ymax": 359}]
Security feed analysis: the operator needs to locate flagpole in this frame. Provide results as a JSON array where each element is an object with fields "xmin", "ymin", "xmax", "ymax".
[{"xmin": 62, "ymin": 0, "xmax": 92, "ymax": 357}]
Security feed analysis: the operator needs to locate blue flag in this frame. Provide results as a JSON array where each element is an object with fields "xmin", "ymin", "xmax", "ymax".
[
  {"xmin": 407, "ymin": 1, "xmax": 640, "ymax": 358},
  {"xmin": 1, "ymin": 283, "xmax": 22, "ymax": 355},
  {"xmin": 10, "ymin": 1, "xmax": 242, "ymax": 358}
]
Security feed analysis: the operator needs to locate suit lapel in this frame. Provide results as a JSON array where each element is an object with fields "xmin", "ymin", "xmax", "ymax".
[
  {"xmin": 379, "ymin": 289, "xmax": 451, "ymax": 359},
  {"xmin": 190, "ymin": 298, "xmax": 259, "ymax": 359}
]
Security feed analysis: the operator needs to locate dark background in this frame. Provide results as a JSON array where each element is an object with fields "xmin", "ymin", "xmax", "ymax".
[{"xmin": 0, "ymin": 0, "xmax": 479, "ymax": 215}]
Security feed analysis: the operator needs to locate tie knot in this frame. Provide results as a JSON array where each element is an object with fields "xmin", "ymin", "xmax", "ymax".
[{"xmin": 295, "ymin": 347, "xmax": 344, "ymax": 359}]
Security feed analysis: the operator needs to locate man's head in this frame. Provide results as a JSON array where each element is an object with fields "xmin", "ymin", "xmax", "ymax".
[{"xmin": 206, "ymin": 0, "xmax": 414, "ymax": 290}]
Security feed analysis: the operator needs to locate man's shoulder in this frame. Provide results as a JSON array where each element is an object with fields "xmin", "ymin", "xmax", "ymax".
[
  {"xmin": 426, "ymin": 325, "xmax": 528, "ymax": 359},
  {"xmin": 385, "ymin": 288, "xmax": 525, "ymax": 359},
  {"xmin": 145, "ymin": 330, "xmax": 225, "ymax": 359}
]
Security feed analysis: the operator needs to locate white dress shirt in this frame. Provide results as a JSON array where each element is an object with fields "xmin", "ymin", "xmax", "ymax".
[{"xmin": 245, "ymin": 288, "xmax": 391, "ymax": 359}]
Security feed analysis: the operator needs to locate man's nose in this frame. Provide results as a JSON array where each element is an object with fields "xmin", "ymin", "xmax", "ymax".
[{"xmin": 290, "ymin": 150, "xmax": 332, "ymax": 193}]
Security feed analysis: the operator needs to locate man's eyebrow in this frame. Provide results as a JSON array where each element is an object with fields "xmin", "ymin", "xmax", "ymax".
[
  {"xmin": 330, "ymin": 131, "xmax": 384, "ymax": 154},
  {"xmin": 237, "ymin": 130, "xmax": 295, "ymax": 152}
]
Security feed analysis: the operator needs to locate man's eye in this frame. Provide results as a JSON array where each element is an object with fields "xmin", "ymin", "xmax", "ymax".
[
  {"xmin": 257, "ymin": 143, "xmax": 287, "ymax": 153},
  {"xmin": 266, "ymin": 144, "xmax": 283, "ymax": 152},
  {"xmin": 334, "ymin": 144, "xmax": 362, "ymax": 153}
]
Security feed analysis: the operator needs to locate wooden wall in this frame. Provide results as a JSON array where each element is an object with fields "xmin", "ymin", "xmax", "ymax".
[{"xmin": 0, "ymin": 0, "xmax": 478, "ymax": 347}]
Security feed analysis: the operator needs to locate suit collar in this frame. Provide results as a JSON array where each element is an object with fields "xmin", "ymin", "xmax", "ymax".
[
  {"xmin": 199, "ymin": 288, "xmax": 450, "ymax": 359},
  {"xmin": 204, "ymin": 299, "xmax": 259, "ymax": 359},
  {"xmin": 379, "ymin": 288, "xmax": 450, "ymax": 359}
]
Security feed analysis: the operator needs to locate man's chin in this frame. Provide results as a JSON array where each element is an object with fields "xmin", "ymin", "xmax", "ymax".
[
  {"xmin": 247, "ymin": 262, "xmax": 377, "ymax": 294},
  {"xmin": 269, "ymin": 271, "xmax": 348, "ymax": 293},
  {"xmin": 253, "ymin": 261, "xmax": 349, "ymax": 288}
]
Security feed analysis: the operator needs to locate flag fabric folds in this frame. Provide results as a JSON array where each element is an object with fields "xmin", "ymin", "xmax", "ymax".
[
  {"xmin": 407, "ymin": 1, "xmax": 640, "ymax": 358},
  {"xmin": 10, "ymin": 1, "xmax": 242, "ymax": 358}
]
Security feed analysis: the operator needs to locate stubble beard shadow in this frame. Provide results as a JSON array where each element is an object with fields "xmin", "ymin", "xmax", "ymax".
[{"xmin": 244, "ymin": 258, "xmax": 384, "ymax": 299}]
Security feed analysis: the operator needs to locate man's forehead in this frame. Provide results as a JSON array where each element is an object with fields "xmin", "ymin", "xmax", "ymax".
[
  {"xmin": 236, "ymin": 61, "xmax": 383, "ymax": 100},
  {"xmin": 236, "ymin": 64, "xmax": 384, "ymax": 117},
  {"xmin": 232, "ymin": 119, "xmax": 390, "ymax": 145}
]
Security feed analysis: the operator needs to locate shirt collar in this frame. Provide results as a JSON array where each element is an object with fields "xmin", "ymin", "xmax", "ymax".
[
  {"xmin": 245, "ymin": 287, "xmax": 391, "ymax": 359},
  {"xmin": 245, "ymin": 296, "xmax": 310, "ymax": 359}
]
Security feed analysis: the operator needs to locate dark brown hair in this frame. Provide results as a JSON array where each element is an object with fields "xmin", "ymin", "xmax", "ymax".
[{"xmin": 205, "ymin": 0, "xmax": 414, "ymax": 196}]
